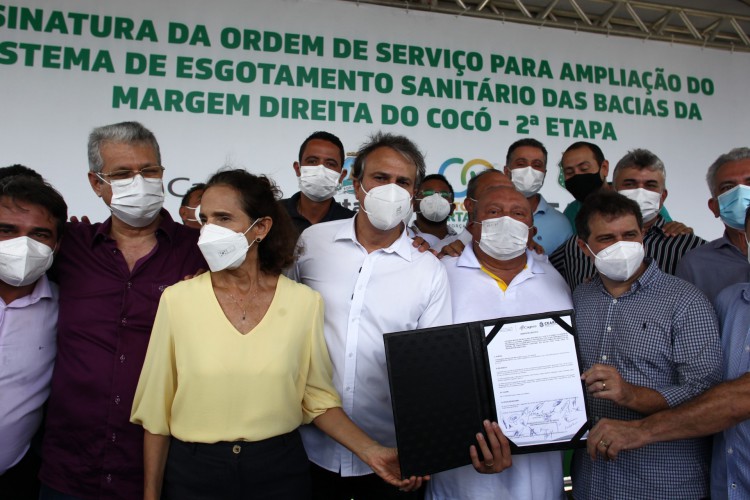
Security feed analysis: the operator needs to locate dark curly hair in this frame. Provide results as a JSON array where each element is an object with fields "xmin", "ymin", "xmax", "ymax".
[{"xmin": 205, "ymin": 169, "xmax": 297, "ymax": 275}]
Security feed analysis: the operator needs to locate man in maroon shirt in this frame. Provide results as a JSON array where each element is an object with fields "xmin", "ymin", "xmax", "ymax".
[{"xmin": 39, "ymin": 122, "xmax": 206, "ymax": 500}]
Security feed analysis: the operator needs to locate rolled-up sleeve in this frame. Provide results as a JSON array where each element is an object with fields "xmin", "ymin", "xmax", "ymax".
[
  {"xmin": 301, "ymin": 293, "xmax": 342, "ymax": 423},
  {"xmin": 130, "ymin": 290, "xmax": 177, "ymax": 435},
  {"xmin": 657, "ymin": 291, "xmax": 722, "ymax": 407}
]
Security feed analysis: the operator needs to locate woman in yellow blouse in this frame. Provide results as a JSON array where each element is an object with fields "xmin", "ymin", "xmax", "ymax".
[{"xmin": 131, "ymin": 170, "xmax": 420, "ymax": 499}]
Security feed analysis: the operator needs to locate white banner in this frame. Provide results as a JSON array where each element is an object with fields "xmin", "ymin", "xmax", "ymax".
[{"xmin": 1, "ymin": 0, "xmax": 748, "ymax": 240}]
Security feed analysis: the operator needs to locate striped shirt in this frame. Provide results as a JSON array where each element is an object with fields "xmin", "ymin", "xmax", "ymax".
[
  {"xmin": 550, "ymin": 216, "xmax": 705, "ymax": 291},
  {"xmin": 571, "ymin": 258, "xmax": 722, "ymax": 500}
]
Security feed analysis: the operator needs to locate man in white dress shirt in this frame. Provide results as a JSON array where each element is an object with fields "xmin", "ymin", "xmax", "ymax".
[
  {"xmin": 428, "ymin": 185, "xmax": 572, "ymax": 500},
  {"xmin": 295, "ymin": 132, "xmax": 454, "ymax": 499}
]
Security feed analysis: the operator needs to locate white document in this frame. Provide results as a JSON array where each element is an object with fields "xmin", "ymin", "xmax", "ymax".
[{"xmin": 485, "ymin": 315, "xmax": 587, "ymax": 447}]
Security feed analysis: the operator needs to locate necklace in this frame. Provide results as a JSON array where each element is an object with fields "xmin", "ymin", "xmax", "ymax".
[{"xmin": 227, "ymin": 291, "xmax": 253, "ymax": 321}]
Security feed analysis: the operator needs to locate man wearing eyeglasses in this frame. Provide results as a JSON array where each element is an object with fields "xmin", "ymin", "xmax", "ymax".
[
  {"xmin": 38, "ymin": 122, "xmax": 206, "ymax": 500},
  {"xmin": 409, "ymin": 174, "xmax": 459, "ymax": 248}
]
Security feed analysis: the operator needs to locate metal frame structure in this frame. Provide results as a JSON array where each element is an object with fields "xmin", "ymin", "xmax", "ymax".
[{"xmin": 340, "ymin": 0, "xmax": 750, "ymax": 52}]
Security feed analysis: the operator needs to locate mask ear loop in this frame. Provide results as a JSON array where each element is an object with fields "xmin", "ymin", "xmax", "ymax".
[{"xmin": 245, "ymin": 217, "xmax": 267, "ymax": 245}]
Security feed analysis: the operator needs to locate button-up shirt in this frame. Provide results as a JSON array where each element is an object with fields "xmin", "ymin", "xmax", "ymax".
[
  {"xmin": 532, "ymin": 195, "xmax": 573, "ymax": 254},
  {"xmin": 40, "ymin": 211, "xmax": 206, "ymax": 500},
  {"xmin": 551, "ymin": 216, "xmax": 706, "ymax": 291},
  {"xmin": 294, "ymin": 217, "xmax": 452, "ymax": 476},
  {"xmin": 427, "ymin": 247, "xmax": 571, "ymax": 500},
  {"xmin": 711, "ymin": 283, "xmax": 750, "ymax": 500},
  {"xmin": 280, "ymin": 191, "xmax": 355, "ymax": 235},
  {"xmin": 0, "ymin": 276, "xmax": 57, "ymax": 474},
  {"xmin": 676, "ymin": 232, "xmax": 750, "ymax": 305},
  {"xmin": 571, "ymin": 259, "xmax": 722, "ymax": 500}
]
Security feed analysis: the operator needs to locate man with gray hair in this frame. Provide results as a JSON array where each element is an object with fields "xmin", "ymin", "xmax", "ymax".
[
  {"xmin": 295, "ymin": 132, "xmax": 504, "ymax": 499},
  {"xmin": 39, "ymin": 121, "xmax": 206, "ymax": 499},
  {"xmin": 676, "ymin": 147, "xmax": 750, "ymax": 303},
  {"xmin": 551, "ymin": 148, "xmax": 705, "ymax": 290}
]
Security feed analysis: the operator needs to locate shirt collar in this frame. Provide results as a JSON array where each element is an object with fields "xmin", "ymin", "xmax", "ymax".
[
  {"xmin": 285, "ymin": 192, "xmax": 304, "ymax": 218},
  {"xmin": 458, "ymin": 245, "xmax": 543, "ymax": 274},
  {"xmin": 93, "ymin": 208, "xmax": 176, "ymax": 246},
  {"xmin": 646, "ymin": 215, "xmax": 666, "ymax": 236},
  {"xmin": 2, "ymin": 274, "xmax": 54, "ymax": 308},
  {"xmin": 716, "ymin": 231, "xmax": 746, "ymax": 253},
  {"xmin": 534, "ymin": 194, "xmax": 549, "ymax": 215},
  {"xmin": 335, "ymin": 214, "xmax": 413, "ymax": 261}
]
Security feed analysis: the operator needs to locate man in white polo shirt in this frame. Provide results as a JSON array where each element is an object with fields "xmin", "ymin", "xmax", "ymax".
[
  {"xmin": 428, "ymin": 185, "xmax": 572, "ymax": 500},
  {"xmin": 294, "ymin": 132, "xmax": 453, "ymax": 499}
]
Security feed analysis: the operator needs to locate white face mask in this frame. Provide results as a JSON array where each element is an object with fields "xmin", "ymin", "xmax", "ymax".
[
  {"xmin": 360, "ymin": 183, "xmax": 413, "ymax": 231},
  {"xmin": 586, "ymin": 240, "xmax": 645, "ymax": 282},
  {"xmin": 510, "ymin": 166, "xmax": 546, "ymax": 198},
  {"xmin": 197, "ymin": 220, "xmax": 259, "ymax": 272},
  {"xmin": 100, "ymin": 174, "xmax": 164, "ymax": 228},
  {"xmin": 419, "ymin": 193, "xmax": 452, "ymax": 222},
  {"xmin": 299, "ymin": 165, "xmax": 341, "ymax": 202},
  {"xmin": 184, "ymin": 205, "xmax": 201, "ymax": 225},
  {"xmin": 0, "ymin": 236, "xmax": 55, "ymax": 287},
  {"xmin": 618, "ymin": 188, "xmax": 661, "ymax": 223},
  {"xmin": 477, "ymin": 216, "xmax": 529, "ymax": 261}
]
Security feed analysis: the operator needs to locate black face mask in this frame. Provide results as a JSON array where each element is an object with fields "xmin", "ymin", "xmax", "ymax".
[{"xmin": 565, "ymin": 172, "xmax": 604, "ymax": 202}]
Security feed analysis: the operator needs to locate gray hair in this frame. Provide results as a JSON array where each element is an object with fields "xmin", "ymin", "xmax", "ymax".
[
  {"xmin": 613, "ymin": 148, "xmax": 666, "ymax": 184},
  {"xmin": 706, "ymin": 147, "xmax": 750, "ymax": 197},
  {"xmin": 350, "ymin": 132, "xmax": 426, "ymax": 186},
  {"xmin": 87, "ymin": 121, "xmax": 161, "ymax": 173}
]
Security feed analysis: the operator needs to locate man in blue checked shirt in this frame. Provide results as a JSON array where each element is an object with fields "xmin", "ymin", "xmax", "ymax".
[
  {"xmin": 569, "ymin": 190, "xmax": 722, "ymax": 500},
  {"xmin": 586, "ymin": 205, "xmax": 750, "ymax": 500}
]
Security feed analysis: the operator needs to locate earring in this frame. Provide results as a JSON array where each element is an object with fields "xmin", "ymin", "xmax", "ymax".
[{"xmin": 255, "ymin": 237, "xmax": 262, "ymax": 243}]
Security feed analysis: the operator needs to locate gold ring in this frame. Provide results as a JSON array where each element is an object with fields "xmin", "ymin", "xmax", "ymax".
[{"xmin": 599, "ymin": 440, "xmax": 610, "ymax": 448}]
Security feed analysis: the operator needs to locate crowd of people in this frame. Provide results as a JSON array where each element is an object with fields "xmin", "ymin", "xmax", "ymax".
[{"xmin": 1, "ymin": 120, "xmax": 749, "ymax": 500}]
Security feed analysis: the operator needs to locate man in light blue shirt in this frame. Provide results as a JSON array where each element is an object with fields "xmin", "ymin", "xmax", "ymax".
[{"xmin": 503, "ymin": 138, "xmax": 572, "ymax": 253}]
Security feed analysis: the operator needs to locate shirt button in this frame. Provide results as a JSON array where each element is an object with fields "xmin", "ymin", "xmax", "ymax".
[
  {"xmin": 120, "ymin": 354, "xmax": 126, "ymax": 363},
  {"xmin": 106, "ymin": 474, "xmax": 112, "ymax": 483},
  {"xmin": 112, "ymin": 433, "xmax": 117, "ymax": 442},
  {"xmin": 606, "ymin": 326, "xmax": 612, "ymax": 332},
  {"xmin": 348, "ymin": 353, "xmax": 353, "ymax": 358},
  {"xmin": 745, "ymin": 345, "xmax": 750, "ymax": 352},
  {"xmin": 601, "ymin": 355, "xmax": 608, "ymax": 361},
  {"xmin": 121, "ymin": 318, "xmax": 127, "ymax": 325},
  {"xmin": 728, "ymin": 448, "xmax": 734, "ymax": 454},
  {"xmin": 346, "ymin": 386, "xmax": 352, "ymax": 392},
  {"xmin": 732, "ymin": 483, "xmax": 737, "ymax": 489},
  {"xmin": 114, "ymin": 396, "xmax": 121, "ymax": 405},
  {"xmin": 232, "ymin": 445, "xmax": 241, "ymax": 454},
  {"xmin": 127, "ymin": 282, "xmax": 132, "ymax": 288},
  {"xmin": 612, "ymin": 299, "xmax": 618, "ymax": 304}
]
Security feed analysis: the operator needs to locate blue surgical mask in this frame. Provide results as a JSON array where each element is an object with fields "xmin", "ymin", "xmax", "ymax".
[{"xmin": 718, "ymin": 185, "xmax": 750, "ymax": 230}]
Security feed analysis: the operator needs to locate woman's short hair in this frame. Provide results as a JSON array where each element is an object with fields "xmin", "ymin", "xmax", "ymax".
[{"xmin": 205, "ymin": 169, "xmax": 297, "ymax": 275}]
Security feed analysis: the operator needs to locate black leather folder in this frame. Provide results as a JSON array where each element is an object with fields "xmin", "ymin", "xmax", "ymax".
[{"xmin": 384, "ymin": 310, "xmax": 589, "ymax": 478}]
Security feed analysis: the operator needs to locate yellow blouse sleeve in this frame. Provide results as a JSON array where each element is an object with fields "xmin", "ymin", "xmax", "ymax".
[
  {"xmin": 300, "ymin": 292, "xmax": 342, "ymax": 423},
  {"xmin": 130, "ymin": 288, "xmax": 177, "ymax": 435}
]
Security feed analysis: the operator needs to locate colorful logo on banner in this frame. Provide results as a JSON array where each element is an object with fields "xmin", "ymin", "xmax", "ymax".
[{"xmin": 438, "ymin": 157, "xmax": 495, "ymax": 199}]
